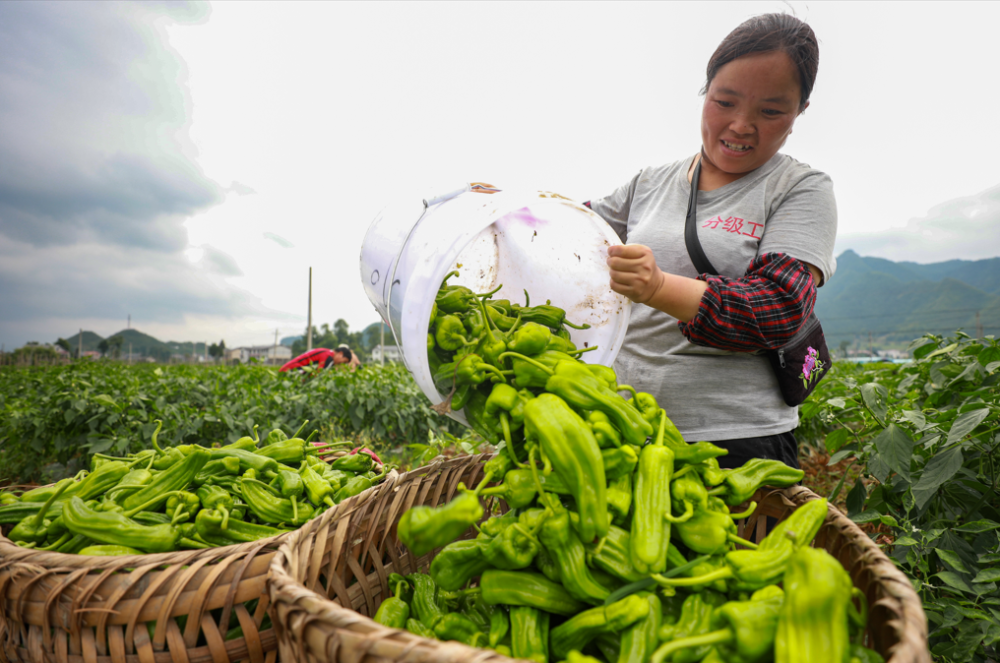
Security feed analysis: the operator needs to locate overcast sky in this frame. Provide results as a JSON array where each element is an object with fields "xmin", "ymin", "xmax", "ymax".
[{"xmin": 2, "ymin": 1, "xmax": 999, "ymax": 350}]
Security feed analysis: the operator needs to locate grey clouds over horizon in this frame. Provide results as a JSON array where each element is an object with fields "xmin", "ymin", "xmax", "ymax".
[{"xmin": 0, "ymin": 2, "xmax": 258, "ymax": 344}]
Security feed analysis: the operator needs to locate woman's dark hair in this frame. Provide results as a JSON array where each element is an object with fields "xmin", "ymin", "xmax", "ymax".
[{"xmin": 702, "ymin": 13, "xmax": 819, "ymax": 112}]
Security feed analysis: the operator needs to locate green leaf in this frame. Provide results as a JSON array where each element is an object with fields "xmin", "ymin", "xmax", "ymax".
[
  {"xmin": 935, "ymin": 572, "xmax": 975, "ymax": 594},
  {"xmin": 850, "ymin": 510, "xmax": 881, "ymax": 524},
  {"xmin": 826, "ymin": 397, "xmax": 847, "ymax": 409},
  {"xmin": 860, "ymin": 382, "xmax": 888, "ymax": 424},
  {"xmin": 978, "ymin": 553, "xmax": 1000, "ymax": 564},
  {"xmin": 977, "ymin": 345, "xmax": 1000, "ymax": 368},
  {"xmin": 824, "ymin": 428, "xmax": 853, "ymax": 454},
  {"xmin": 846, "ymin": 477, "xmax": 867, "ymax": 517},
  {"xmin": 879, "ymin": 514, "xmax": 899, "ymax": 527},
  {"xmin": 911, "ymin": 446, "xmax": 964, "ymax": 509},
  {"xmin": 956, "ymin": 520, "xmax": 1000, "ymax": 534},
  {"xmin": 828, "ymin": 445, "xmax": 858, "ymax": 465},
  {"xmin": 873, "ymin": 424, "xmax": 914, "ymax": 482},
  {"xmin": 924, "ymin": 342, "xmax": 958, "ymax": 361},
  {"xmin": 94, "ymin": 394, "xmax": 118, "ymax": 409},
  {"xmin": 972, "ymin": 568, "xmax": 1000, "ymax": 583},
  {"xmin": 947, "ymin": 408, "xmax": 991, "ymax": 446},
  {"xmin": 897, "ymin": 409, "xmax": 926, "ymax": 430},
  {"xmin": 937, "ymin": 549, "xmax": 970, "ymax": 573},
  {"xmin": 893, "ymin": 536, "xmax": 919, "ymax": 546}
]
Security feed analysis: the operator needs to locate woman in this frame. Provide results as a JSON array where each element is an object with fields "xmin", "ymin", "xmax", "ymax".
[{"xmin": 589, "ymin": 13, "xmax": 836, "ymax": 470}]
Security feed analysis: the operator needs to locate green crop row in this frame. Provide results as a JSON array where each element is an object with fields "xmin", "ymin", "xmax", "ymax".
[
  {"xmin": 799, "ymin": 332, "xmax": 1000, "ymax": 662},
  {"xmin": 0, "ymin": 361, "xmax": 461, "ymax": 484}
]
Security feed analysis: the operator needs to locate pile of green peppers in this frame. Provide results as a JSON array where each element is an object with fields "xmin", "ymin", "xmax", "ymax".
[
  {"xmin": 0, "ymin": 420, "xmax": 391, "ymax": 555},
  {"xmin": 384, "ymin": 273, "xmax": 882, "ymax": 663}
]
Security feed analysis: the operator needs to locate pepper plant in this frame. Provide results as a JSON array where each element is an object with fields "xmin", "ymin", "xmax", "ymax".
[{"xmin": 799, "ymin": 331, "xmax": 1000, "ymax": 662}]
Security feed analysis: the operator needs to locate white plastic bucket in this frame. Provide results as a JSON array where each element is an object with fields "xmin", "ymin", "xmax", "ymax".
[{"xmin": 359, "ymin": 186, "xmax": 632, "ymax": 427}]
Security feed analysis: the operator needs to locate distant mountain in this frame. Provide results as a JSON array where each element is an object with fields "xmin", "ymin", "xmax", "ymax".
[
  {"xmin": 64, "ymin": 330, "xmax": 105, "ymax": 353},
  {"xmin": 280, "ymin": 335, "xmax": 302, "ymax": 347},
  {"xmin": 816, "ymin": 250, "xmax": 1000, "ymax": 349}
]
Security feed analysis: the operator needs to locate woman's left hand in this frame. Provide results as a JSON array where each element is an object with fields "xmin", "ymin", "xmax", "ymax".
[{"xmin": 607, "ymin": 244, "xmax": 665, "ymax": 304}]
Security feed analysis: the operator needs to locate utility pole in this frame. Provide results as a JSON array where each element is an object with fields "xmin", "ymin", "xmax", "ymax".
[
  {"xmin": 127, "ymin": 314, "xmax": 130, "ymax": 330},
  {"xmin": 306, "ymin": 267, "xmax": 313, "ymax": 352},
  {"xmin": 78, "ymin": 328, "xmax": 83, "ymax": 360},
  {"xmin": 976, "ymin": 311, "xmax": 983, "ymax": 339},
  {"xmin": 380, "ymin": 320, "xmax": 385, "ymax": 366},
  {"xmin": 129, "ymin": 343, "xmax": 132, "ymax": 365},
  {"xmin": 273, "ymin": 329, "xmax": 279, "ymax": 366}
]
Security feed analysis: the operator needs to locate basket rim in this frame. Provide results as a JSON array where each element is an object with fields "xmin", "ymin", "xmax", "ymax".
[{"xmin": 267, "ymin": 458, "xmax": 931, "ymax": 663}]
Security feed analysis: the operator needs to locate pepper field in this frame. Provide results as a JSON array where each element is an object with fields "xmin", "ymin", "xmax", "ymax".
[{"xmin": 1, "ymin": 331, "xmax": 999, "ymax": 661}]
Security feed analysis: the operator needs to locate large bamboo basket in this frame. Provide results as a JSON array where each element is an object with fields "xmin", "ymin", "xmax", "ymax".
[
  {"xmin": 267, "ymin": 453, "xmax": 930, "ymax": 663},
  {"xmin": 0, "ymin": 469, "xmax": 400, "ymax": 663}
]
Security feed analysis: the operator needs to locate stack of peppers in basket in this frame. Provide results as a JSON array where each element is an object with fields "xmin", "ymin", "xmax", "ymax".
[
  {"xmin": 380, "ymin": 273, "xmax": 884, "ymax": 663},
  {"xmin": 0, "ymin": 421, "xmax": 388, "ymax": 555}
]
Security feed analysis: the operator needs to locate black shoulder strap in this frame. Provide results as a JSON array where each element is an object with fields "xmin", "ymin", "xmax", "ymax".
[{"xmin": 684, "ymin": 156, "xmax": 719, "ymax": 276}]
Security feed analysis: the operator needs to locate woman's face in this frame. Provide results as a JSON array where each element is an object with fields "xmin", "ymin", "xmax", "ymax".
[{"xmin": 701, "ymin": 50, "xmax": 807, "ymax": 177}]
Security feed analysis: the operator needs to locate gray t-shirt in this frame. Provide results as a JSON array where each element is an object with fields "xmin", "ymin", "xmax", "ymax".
[{"xmin": 589, "ymin": 153, "xmax": 838, "ymax": 441}]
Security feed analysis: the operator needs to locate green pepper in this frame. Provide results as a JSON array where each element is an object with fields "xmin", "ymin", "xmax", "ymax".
[
  {"xmin": 603, "ymin": 445, "xmax": 639, "ymax": 481},
  {"xmin": 433, "ymin": 613, "xmax": 484, "ymax": 646},
  {"xmin": 194, "ymin": 508, "xmax": 287, "ymax": 545},
  {"xmin": 147, "ymin": 420, "xmax": 186, "ymax": 470},
  {"xmin": 617, "ymin": 592, "xmax": 661, "ymax": 663},
  {"xmin": 509, "ymin": 304, "xmax": 590, "ymax": 330},
  {"xmin": 544, "ymin": 334, "xmax": 577, "ymax": 354},
  {"xmin": 333, "ymin": 467, "xmax": 385, "ymax": 503},
  {"xmin": 480, "ymin": 468, "xmax": 568, "ymax": 509},
  {"xmin": 654, "ymin": 499, "xmax": 828, "ymax": 592},
  {"xmin": 430, "ymin": 539, "xmax": 491, "ymax": 591},
  {"xmin": 435, "ymin": 274, "xmax": 498, "ymax": 314},
  {"xmin": 329, "ymin": 452, "xmax": 374, "ymax": 474},
  {"xmin": 480, "ymin": 569, "xmax": 586, "ymax": 616},
  {"xmin": 671, "ymin": 495, "xmax": 737, "ymax": 556},
  {"xmin": 121, "ymin": 449, "xmax": 210, "ymax": 512},
  {"xmin": 655, "ymin": 590, "xmax": 783, "ymax": 663},
  {"xmin": 631, "ymin": 411, "xmax": 675, "ymax": 574},
  {"xmin": 256, "ymin": 437, "xmax": 346, "ymax": 464},
  {"xmin": 63, "ymin": 497, "xmax": 180, "ymax": 553},
  {"xmin": 537, "ymin": 495, "xmax": 609, "ymax": 604},
  {"xmin": 240, "ymin": 476, "xmax": 315, "ymax": 525},
  {"xmin": 479, "ymin": 509, "xmax": 519, "ymax": 538},
  {"xmin": 568, "ymin": 518, "xmax": 645, "ymax": 583},
  {"xmin": 397, "ymin": 485, "xmax": 484, "ymax": 557},
  {"xmin": 584, "ymin": 363, "xmax": 618, "ymax": 392},
  {"xmin": 502, "ymin": 350, "xmax": 577, "ymax": 389},
  {"xmin": 299, "ymin": 461, "xmax": 336, "ymax": 508},
  {"xmin": 8, "ymin": 477, "xmax": 74, "ymax": 544},
  {"xmin": 192, "ymin": 457, "xmax": 241, "ymax": 486},
  {"xmin": 607, "ymin": 473, "xmax": 632, "ymax": 526},
  {"xmin": 373, "ymin": 576, "xmax": 411, "ymax": 629},
  {"xmin": 435, "ymin": 314, "xmax": 478, "ymax": 350},
  {"xmin": 78, "ymin": 545, "xmax": 144, "ymax": 556},
  {"xmin": 434, "ymin": 352, "xmax": 505, "ymax": 391},
  {"xmin": 405, "ymin": 618, "xmax": 437, "ymax": 640},
  {"xmin": 549, "ymin": 595, "xmax": 650, "ymax": 661},
  {"xmin": 655, "ymin": 591, "xmax": 728, "ymax": 663},
  {"xmin": 588, "ymin": 411, "xmax": 622, "ymax": 449},
  {"xmin": 475, "ymin": 298, "xmax": 509, "ymax": 367},
  {"xmin": 463, "ymin": 307, "xmax": 488, "ymax": 339},
  {"xmin": 708, "ymin": 458, "xmax": 805, "ymax": 506},
  {"xmin": 510, "ymin": 606, "xmax": 549, "ymax": 663},
  {"xmin": 775, "ymin": 546, "xmax": 856, "ymax": 663},
  {"xmin": 274, "ymin": 468, "xmax": 305, "ymax": 521},
  {"xmin": 508, "ymin": 322, "xmax": 552, "ymax": 355},
  {"xmin": 486, "ymin": 304, "xmax": 519, "ymax": 332},
  {"xmin": 694, "ymin": 457, "xmax": 727, "ymax": 487},
  {"xmin": 483, "ymin": 518, "xmax": 539, "ymax": 570},
  {"xmin": 523, "ymin": 393, "xmax": 608, "ymax": 543},
  {"xmin": 165, "ymin": 491, "xmax": 201, "ymax": 525},
  {"xmin": 407, "ymin": 573, "xmax": 447, "ymax": 629},
  {"xmin": 197, "ymin": 485, "xmax": 235, "ymax": 528}
]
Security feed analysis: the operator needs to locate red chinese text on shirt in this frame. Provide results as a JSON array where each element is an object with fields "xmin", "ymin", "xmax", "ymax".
[{"xmin": 702, "ymin": 216, "xmax": 763, "ymax": 240}]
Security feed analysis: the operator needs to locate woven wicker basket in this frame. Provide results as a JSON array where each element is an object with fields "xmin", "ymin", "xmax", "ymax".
[
  {"xmin": 267, "ymin": 453, "xmax": 931, "ymax": 663},
  {"xmin": 0, "ymin": 469, "xmax": 400, "ymax": 663}
]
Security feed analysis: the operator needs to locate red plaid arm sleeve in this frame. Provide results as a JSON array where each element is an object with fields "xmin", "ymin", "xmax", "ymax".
[{"xmin": 677, "ymin": 252, "xmax": 816, "ymax": 352}]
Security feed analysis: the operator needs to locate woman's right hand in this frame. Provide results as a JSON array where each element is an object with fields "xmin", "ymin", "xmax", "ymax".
[{"xmin": 607, "ymin": 244, "xmax": 666, "ymax": 305}]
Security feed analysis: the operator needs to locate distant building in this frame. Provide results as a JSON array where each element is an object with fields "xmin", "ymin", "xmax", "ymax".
[
  {"xmin": 370, "ymin": 344, "xmax": 403, "ymax": 363},
  {"xmin": 228, "ymin": 345, "xmax": 293, "ymax": 364}
]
